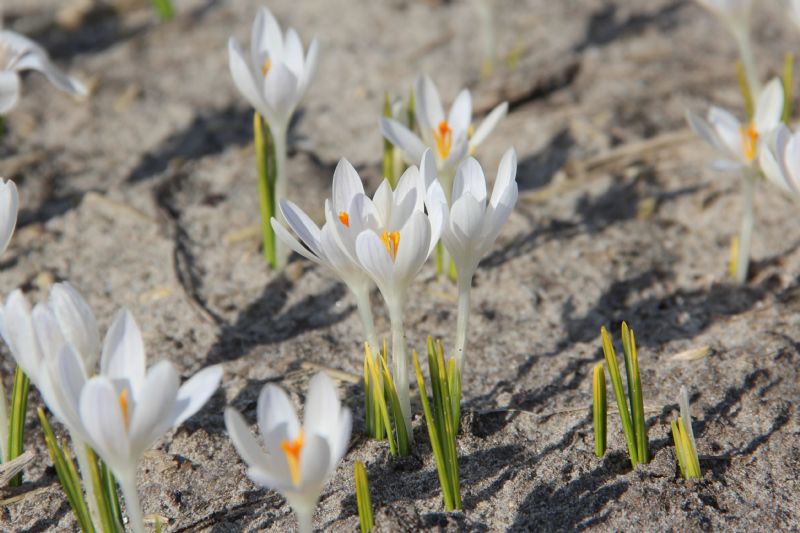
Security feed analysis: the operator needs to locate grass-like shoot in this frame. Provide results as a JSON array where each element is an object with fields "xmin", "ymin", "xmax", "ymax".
[
  {"xmin": 355, "ymin": 461, "xmax": 374, "ymax": 533},
  {"xmin": 592, "ymin": 362, "xmax": 606, "ymax": 458},
  {"xmin": 7, "ymin": 366, "xmax": 29, "ymax": 486},
  {"xmin": 413, "ymin": 338, "xmax": 461, "ymax": 511},
  {"xmin": 363, "ymin": 343, "xmax": 410, "ymax": 456},
  {"xmin": 598, "ymin": 323, "xmax": 649, "ymax": 468},
  {"xmin": 149, "ymin": 0, "xmax": 175, "ymax": 21},
  {"xmin": 671, "ymin": 386, "xmax": 702, "ymax": 480},
  {"xmin": 254, "ymin": 112, "xmax": 279, "ymax": 268}
]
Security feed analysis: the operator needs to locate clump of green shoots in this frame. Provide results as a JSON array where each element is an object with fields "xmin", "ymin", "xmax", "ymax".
[
  {"xmin": 413, "ymin": 338, "xmax": 461, "ymax": 511},
  {"xmin": 363, "ymin": 343, "xmax": 410, "ymax": 456},
  {"xmin": 595, "ymin": 323, "xmax": 649, "ymax": 468},
  {"xmin": 354, "ymin": 461, "xmax": 374, "ymax": 533},
  {"xmin": 672, "ymin": 386, "xmax": 701, "ymax": 480},
  {"xmin": 149, "ymin": 0, "xmax": 175, "ymax": 21}
]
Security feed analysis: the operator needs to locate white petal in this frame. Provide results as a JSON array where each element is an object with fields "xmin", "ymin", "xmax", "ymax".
[
  {"xmin": 330, "ymin": 408, "xmax": 352, "ymax": 465},
  {"xmin": 355, "ymin": 231, "xmax": 394, "ymax": 293},
  {"xmin": 448, "ymin": 89, "xmax": 472, "ymax": 134},
  {"xmin": 0, "ymin": 70, "xmax": 20, "ymax": 114},
  {"xmin": 13, "ymin": 51, "xmax": 86, "ymax": 97},
  {"xmin": 258, "ymin": 384, "xmax": 301, "ymax": 455},
  {"xmin": 420, "ymin": 149, "xmax": 438, "ymax": 190},
  {"xmin": 224, "ymin": 408, "xmax": 270, "ymax": 470},
  {"xmin": 272, "ymin": 217, "xmax": 323, "ymax": 264},
  {"xmin": 371, "ymin": 180, "xmax": 393, "ymax": 226},
  {"xmin": 491, "ymin": 148, "xmax": 518, "ymax": 207},
  {"xmin": 128, "ymin": 361, "xmax": 179, "ymax": 460},
  {"xmin": 469, "ymin": 101, "xmax": 508, "ymax": 149},
  {"xmin": 759, "ymin": 126, "xmax": 792, "ymax": 192},
  {"xmin": 279, "ymin": 200, "xmax": 323, "ymax": 257},
  {"xmin": 453, "ymin": 158, "xmax": 488, "ymax": 204},
  {"xmin": 100, "ymin": 309, "xmax": 146, "ymax": 392},
  {"xmin": 79, "ymin": 377, "xmax": 130, "ymax": 471},
  {"xmin": 0, "ymin": 291, "xmax": 41, "ymax": 380},
  {"xmin": 31, "ymin": 303, "xmax": 65, "ymax": 363},
  {"xmin": 332, "ymin": 159, "xmax": 365, "ymax": 214},
  {"xmin": 55, "ymin": 344, "xmax": 87, "ymax": 433},
  {"xmin": 302, "ymin": 372, "xmax": 340, "ymax": 441},
  {"xmin": 247, "ymin": 466, "xmax": 292, "ymax": 493},
  {"xmin": 298, "ymin": 38, "xmax": 319, "ymax": 97},
  {"xmin": 393, "ymin": 212, "xmax": 432, "ymax": 285},
  {"xmin": 49, "ymin": 282, "xmax": 100, "ymax": 371},
  {"xmin": 228, "ymin": 38, "xmax": 268, "ymax": 117},
  {"xmin": 263, "ymin": 62, "xmax": 299, "ymax": 125},
  {"xmin": 299, "ymin": 433, "xmax": 331, "ymax": 488},
  {"xmin": 380, "ymin": 118, "xmax": 427, "ymax": 164},
  {"xmin": 708, "ymin": 106, "xmax": 744, "ymax": 161},
  {"xmin": 784, "ymin": 130, "xmax": 800, "ymax": 193},
  {"xmin": 415, "ymin": 74, "xmax": 445, "ymax": 132},
  {"xmin": 252, "ymin": 6, "xmax": 284, "ymax": 63},
  {"xmin": 0, "ymin": 179, "xmax": 17, "ymax": 256},
  {"xmin": 283, "ymin": 28, "xmax": 305, "ymax": 78},
  {"xmin": 172, "ymin": 365, "xmax": 223, "ymax": 427},
  {"xmin": 754, "ymin": 78, "xmax": 784, "ymax": 134}
]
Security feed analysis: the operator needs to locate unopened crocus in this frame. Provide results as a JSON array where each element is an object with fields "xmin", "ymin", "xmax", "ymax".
[
  {"xmin": 0, "ymin": 30, "xmax": 86, "ymax": 114},
  {"xmin": 271, "ymin": 159, "xmax": 389, "ymax": 354},
  {"xmin": 381, "ymin": 74, "xmax": 507, "ymax": 196},
  {"xmin": 759, "ymin": 124, "xmax": 800, "ymax": 196},
  {"xmin": 693, "ymin": 0, "xmax": 757, "ymax": 94},
  {"xmin": 225, "ymin": 372, "xmax": 352, "ymax": 533},
  {"xmin": 687, "ymin": 78, "xmax": 783, "ymax": 283},
  {"xmin": 354, "ymin": 151, "xmax": 446, "ymax": 432},
  {"xmin": 228, "ymin": 6, "xmax": 319, "ymax": 266},
  {"xmin": 61, "ymin": 310, "xmax": 222, "ymax": 533},
  {"xmin": 437, "ymin": 149, "xmax": 518, "ymax": 372}
]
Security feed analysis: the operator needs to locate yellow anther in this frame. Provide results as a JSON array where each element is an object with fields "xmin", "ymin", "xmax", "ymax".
[
  {"xmin": 740, "ymin": 124, "xmax": 759, "ymax": 162},
  {"xmin": 261, "ymin": 58, "xmax": 272, "ymax": 77},
  {"xmin": 118, "ymin": 388, "xmax": 130, "ymax": 430},
  {"xmin": 338, "ymin": 211, "xmax": 350, "ymax": 227},
  {"xmin": 280, "ymin": 432, "xmax": 305, "ymax": 486},
  {"xmin": 380, "ymin": 230, "xmax": 400, "ymax": 260},
  {"xmin": 433, "ymin": 120, "xmax": 453, "ymax": 160}
]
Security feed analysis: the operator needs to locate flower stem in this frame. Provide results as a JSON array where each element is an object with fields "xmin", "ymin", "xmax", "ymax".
[
  {"xmin": 388, "ymin": 301, "xmax": 412, "ymax": 439},
  {"xmin": 72, "ymin": 436, "xmax": 102, "ymax": 530},
  {"xmin": 454, "ymin": 274, "xmax": 472, "ymax": 373},
  {"xmin": 118, "ymin": 472, "xmax": 145, "ymax": 533},
  {"xmin": 353, "ymin": 284, "xmax": 379, "ymax": 355},
  {"xmin": 735, "ymin": 170, "xmax": 757, "ymax": 284},
  {"xmin": 273, "ymin": 124, "xmax": 289, "ymax": 270},
  {"xmin": 254, "ymin": 112, "xmax": 277, "ymax": 269}
]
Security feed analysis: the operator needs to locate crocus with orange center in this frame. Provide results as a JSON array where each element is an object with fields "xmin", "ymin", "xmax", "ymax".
[
  {"xmin": 225, "ymin": 372, "xmax": 352, "ymax": 533},
  {"xmin": 434, "ymin": 120, "xmax": 453, "ymax": 160},
  {"xmin": 740, "ymin": 124, "xmax": 758, "ymax": 162}
]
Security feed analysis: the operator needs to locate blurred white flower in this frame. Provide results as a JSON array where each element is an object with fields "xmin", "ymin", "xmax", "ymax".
[
  {"xmin": 437, "ymin": 150, "xmax": 518, "ymax": 371},
  {"xmin": 759, "ymin": 124, "xmax": 800, "ymax": 196},
  {"xmin": 0, "ymin": 178, "xmax": 17, "ymax": 256},
  {"xmin": 791, "ymin": 0, "xmax": 800, "ymax": 29},
  {"xmin": 381, "ymin": 75, "xmax": 507, "ymax": 184},
  {"xmin": 61, "ymin": 310, "xmax": 222, "ymax": 533},
  {"xmin": 686, "ymin": 78, "xmax": 783, "ymax": 171},
  {"xmin": 228, "ymin": 6, "xmax": 319, "ymax": 134},
  {"xmin": 225, "ymin": 372, "xmax": 351, "ymax": 533},
  {"xmin": 0, "ymin": 30, "xmax": 87, "ymax": 114}
]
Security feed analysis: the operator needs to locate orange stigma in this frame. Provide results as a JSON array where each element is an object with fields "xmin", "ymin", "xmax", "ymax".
[
  {"xmin": 118, "ymin": 388, "xmax": 130, "ymax": 430},
  {"xmin": 380, "ymin": 231, "xmax": 400, "ymax": 260},
  {"xmin": 433, "ymin": 120, "xmax": 453, "ymax": 160},
  {"xmin": 280, "ymin": 432, "xmax": 305, "ymax": 486},
  {"xmin": 740, "ymin": 124, "xmax": 759, "ymax": 162},
  {"xmin": 338, "ymin": 211, "xmax": 350, "ymax": 227},
  {"xmin": 261, "ymin": 58, "xmax": 272, "ymax": 77}
]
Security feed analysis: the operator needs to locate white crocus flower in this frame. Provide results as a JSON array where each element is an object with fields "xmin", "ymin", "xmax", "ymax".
[
  {"xmin": 225, "ymin": 372, "xmax": 351, "ymax": 533},
  {"xmin": 270, "ymin": 158, "xmax": 387, "ymax": 354},
  {"xmin": 759, "ymin": 124, "xmax": 800, "ymax": 196},
  {"xmin": 228, "ymin": 7, "xmax": 319, "ymax": 267},
  {"xmin": 381, "ymin": 74, "xmax": 508, "ymax": 196},
  {"xmin": 686, "ymin": 77, "xmax": 783, "ymax": 171},
  {"xmin": 693, "ymin": 0, "xmax": 757, "ymax": 95},
  {"xmin": 0, "ymin": 178, "xmax": 17, "ymax": 256},
  {"xmin": 0, "ymin": 30, "xmax": 87, "ymax": 114},
  {"xmin": 438, "ymin": 149, "xmax": 518, "ymax": 373},
  {"xmin": 353, "ymin": 151, "xmax": 446, "ymax": 433},
  {"xmin": 62, "ymin": 310, "xmax": 222, "ymax": 533}
]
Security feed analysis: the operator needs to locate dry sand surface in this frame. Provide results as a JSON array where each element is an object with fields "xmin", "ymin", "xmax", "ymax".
[{"xmin": 1, "ymin": 0, "xmax": 799, "ymax": 531}]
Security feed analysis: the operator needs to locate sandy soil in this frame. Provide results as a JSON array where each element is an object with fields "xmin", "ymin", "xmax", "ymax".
[{"xmin": 1, "ymin": 0, "xmax": 799, "ymax": 531}]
